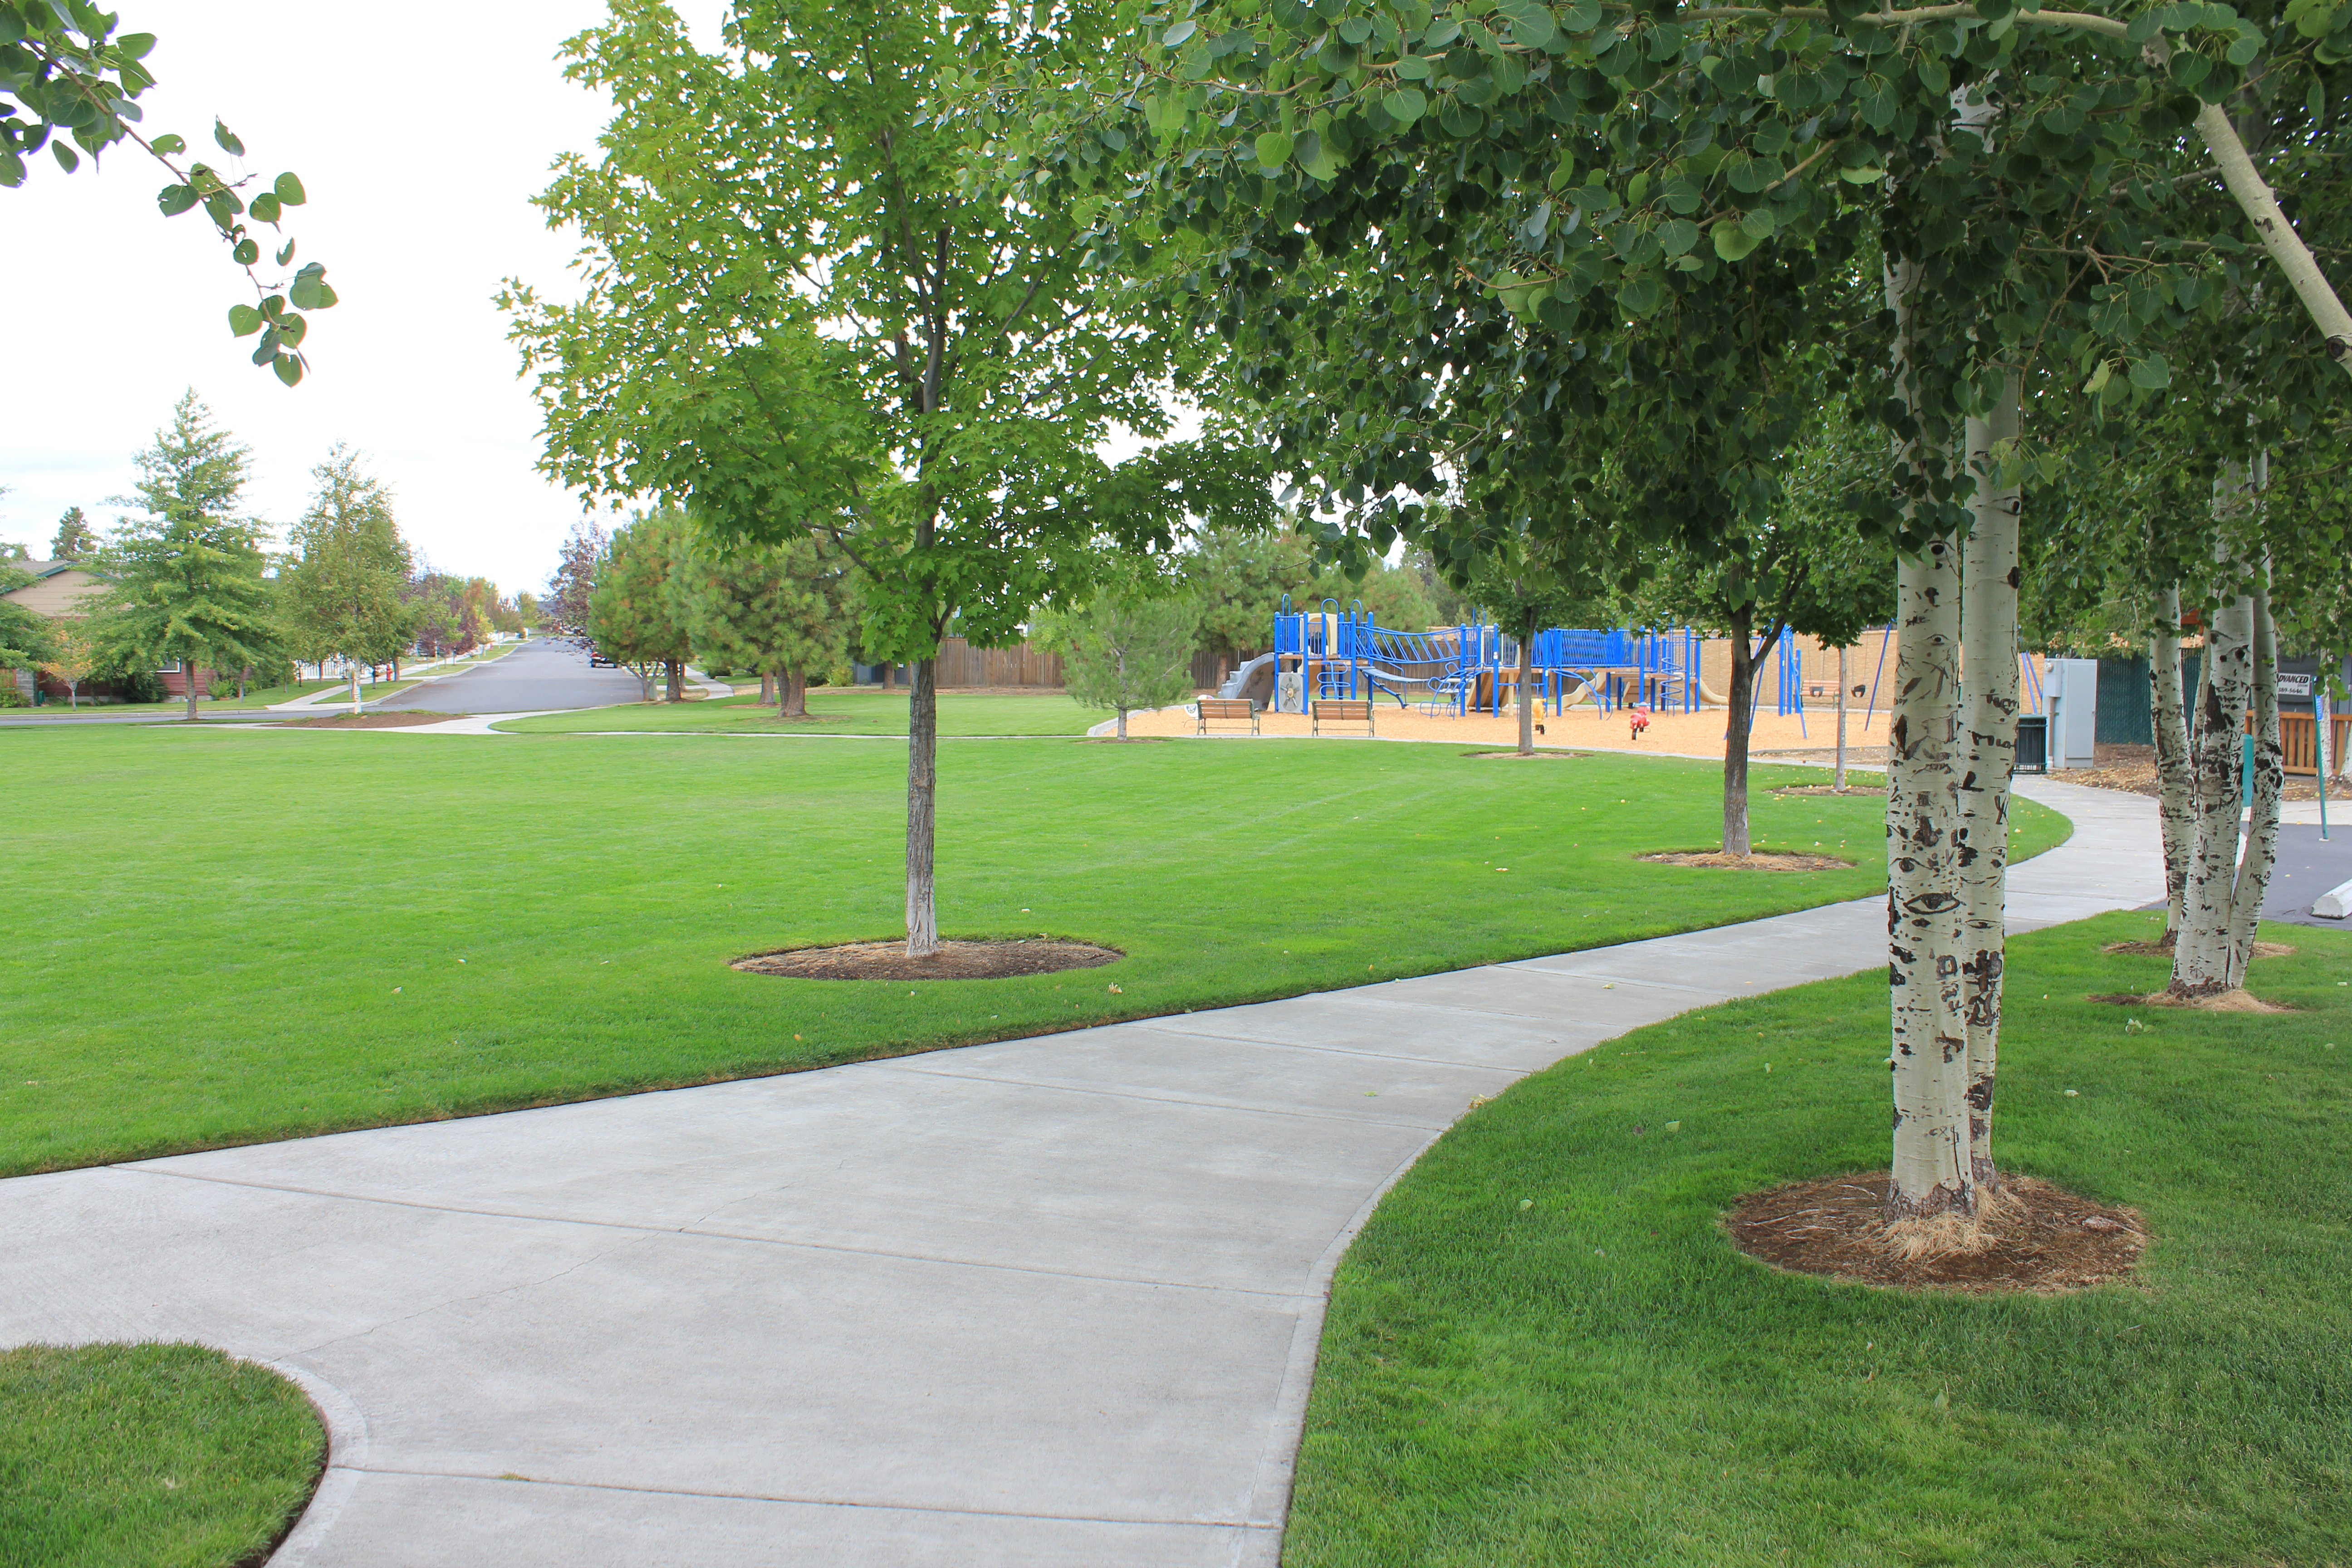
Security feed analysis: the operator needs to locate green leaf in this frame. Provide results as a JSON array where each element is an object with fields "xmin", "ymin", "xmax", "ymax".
[
  {"xmin": 1161, "ymin": 18, "xmax": 1198, "ymax": 45},
  {"xmin": 227, "ymin": 304, "xmax": 264, "ymax": 337},
  {"xmin": 231, "ymin": 238, "xmax": 259, "ymax": 265},
  {"xmin": 1394, "ymin": 53, "xmax": 1433, "ymax": 78},
  {"xmin": 1384, "ymin": 87, "xmax": 1428, "ymax": 123},
  {"xmin": 274, "ymin": 172, "xmax": 307, "ymax": 206},
  {"xmin": 274, "ymin": 353, "xmax": 304, "ymax": 388},
  {"xmin": 157, "ymin": 183, "xmax": 198, "ymax": 216},
  {"xmin": 276, "ymin": 239, "xmax": 297, "ymax": 266},
  {"xmin": 1838, "ymin": 164, "xmax": 1886, "ymax": 183},
  {"xmin": 116, "ymin": 31, "xmax": 157, "ymax": 57},
  {"xmin": 213, "ymin": 119, "xmax": 246, "ymax": 157},
  {"xmin": 1657, "ymin": 217, "xmax": 1700, "ymax": 256},
  {"xmin": 1712, "ymin": 219, "xmax": 1761, "ymax": 260},
  {"xmin": 289, "ymin": 267, "xmax": 333, "ymax": 311},
  {"xmin": 1339, "ymin": 15, "xmax": 1374, "ymax": 43},
  {"xmin": 0, "ymin": 151, "xmax": 23, "ymax": 189},
  {"xmin": 52, "ymin": 141, "xmax": 78, "ymax": 173},
  {"xmin": 250, "ymin": 192, "xmax": 282, "ymax": 224},
  {"xmin": 1740, "ymin": 206, "xmax": 1777, "ymax": 239},
  {"xmin": 1504, "ymin": 2, "xmax": 1558, "ymax": 48},
  {"xmin": 1254, "ymin": 130, "xmax": 1294, "ymax": 167},
  {"xmin": 2128, "ymin": 353, "xmax": 2171, "ymax": 389},
  {"xmin": 1618, "ymin": 274, "xmax": 1664, "ymax": 315},
  {"xmin": 151, "ymin": 132, "xmax": 185, "ymax": 156},
  {"xmin": 2082, "ymin": 360, "xmax": 2113, "ymax": 394}
]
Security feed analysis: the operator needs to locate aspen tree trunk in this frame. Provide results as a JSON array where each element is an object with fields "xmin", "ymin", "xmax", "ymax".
[
  {"xmin": 1888, "ymin": 534, "xmax": 1972, "ymax": 1217},
  {"xmin": 905, "ymin": 655, "xmax": 940, "ymax": 956},
  {"xmin": 1117, "ymin": 705, "xmax": 1131, "ymax": 740},
  {"xmin": 1723, "ymin": 605, "xmax": 1756, "ymax": 855},
  {"xmin": 1957, "ymin": 376, "xmax": 2021, "ymax": 1194},
  {"xmin": 2173, "ymin": 566, "xmax": 2255, "ymax": 995},
  {"xmin": 2150, "ymin": 588, "xmax": 2194, "ymax": 943},
  {"xmin": 348, "ymin": 666, "xmax": 362, "ymax": 716},
  {"xmin": 1835, "ymin": 644, "xmax": 1849, "ymax": 792},
  {"xmin": 2223, "ymin": 572, "xmax": 2283, "ymax": 985}
]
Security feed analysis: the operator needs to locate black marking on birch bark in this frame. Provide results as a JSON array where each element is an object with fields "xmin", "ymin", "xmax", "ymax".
[
  {"xmin": 1966, "ymin": 1077, "xmax": 1995, "ymax": 1112},
  {"xmin": 1904, "ymin": 892, "xmax": 1960, "ymax": 915}
]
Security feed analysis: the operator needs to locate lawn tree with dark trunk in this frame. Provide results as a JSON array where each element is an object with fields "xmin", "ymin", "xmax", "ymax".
[
  {"xmin": 85, "ymin": 392, "xmax": 278, "ymax": 720},
  {"xmin": 505, "ymin": 0, "xmax": 1269, "ymax": 956},
  {"xmin": 1460, "ymin": 523, "xmax": 1618, "ymax": 757}
]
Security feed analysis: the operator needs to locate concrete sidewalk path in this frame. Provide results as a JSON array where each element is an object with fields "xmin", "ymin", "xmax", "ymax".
[{"xmin": 0, "ymin": 780, "xmax": 2158, "ymax": 1568}]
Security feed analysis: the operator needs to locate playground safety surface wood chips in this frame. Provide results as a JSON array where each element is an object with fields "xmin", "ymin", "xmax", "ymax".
[
  {"xmin": 731, "ymin": 938, "xmax": 1124, "ymax": 981},
  {"xmin": 1727, "ymin": 1172, "xmax": 2149, "ymax": 1293}
]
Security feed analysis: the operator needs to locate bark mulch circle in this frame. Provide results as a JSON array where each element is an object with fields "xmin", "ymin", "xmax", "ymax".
[
  {"xmin": 1462, "ymin": 749, "xmax": 1588, "ymax": 760},
  {"xmin": 1639, "ymin": 848, "xmax": 1857, "ymax": 871},
  {"xmin": 283, "ymin": 711, "xmax": 454, "ymax": 729},
  {"xmin": 732, "ymin": 938, "xmax": 1123, "ymax": 981},
  {"xmin": 2100, "ymin": 939, "xmax": 2294, "ymax": 960},
  {"xmin": 1769, "ymin": 784, "xmax": 1887, "ymax": 797},
  {"xmin": 2086, "ymin": 987, "xmax": 2296, "ymax": 1013},
  {"xmin": 1726, "ymin": 1171, "xmax": 2148, "ymax": 1293}
]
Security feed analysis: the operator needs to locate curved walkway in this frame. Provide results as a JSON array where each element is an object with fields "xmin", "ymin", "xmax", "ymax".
[{"xmin": 0, "ymin": 780, "xmax": 2158, "ymax": 1568}]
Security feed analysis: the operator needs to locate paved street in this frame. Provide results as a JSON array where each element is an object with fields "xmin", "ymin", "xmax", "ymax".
[
  {"xmin": 0, "ymin": 781, "xmax": 2161, "ymax": 1567},
  {"xmin": 372, "ymin": 639, "xmax": 646, "ymax": 714}
]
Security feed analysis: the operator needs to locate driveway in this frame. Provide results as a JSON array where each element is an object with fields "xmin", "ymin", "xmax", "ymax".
[
  {"xmin": 0, "ymin": 781, "xmax": 2162, "ymax": 1567},
  {"xmin": 372, "ymin": 640, "xmax": 647, "ymax": 714}
]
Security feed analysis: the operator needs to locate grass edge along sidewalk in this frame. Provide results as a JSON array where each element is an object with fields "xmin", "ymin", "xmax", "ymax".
[
  {"xmin": 1283, "ymin": 909, "xmax": 2352, "ymax": 1568},
  {"xmin": 2, "ymin": 729, "xmax": 2055, "ymax": 1176},
  {"xmin": 0, "ymin": 1343, "xmax": 324, "ymax": 1568}
]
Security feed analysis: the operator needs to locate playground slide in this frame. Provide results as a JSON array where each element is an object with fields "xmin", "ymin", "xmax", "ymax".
[{"xmin": 1220, "ymin": 652, "xmax": 1279, "ymax": 706}]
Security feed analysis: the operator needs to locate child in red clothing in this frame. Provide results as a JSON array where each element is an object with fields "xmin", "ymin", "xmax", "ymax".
[{"xmin": 1628, "ymin": 703, "xmax": 1652, "ymax": 742}]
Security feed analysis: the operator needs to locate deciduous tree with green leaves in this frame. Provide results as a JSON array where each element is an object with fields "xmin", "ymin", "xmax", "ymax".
[
  {"xmin": 281, "ymin": 446, "xmax": 417, "ymax": 714},
  {"xmin": 588, "ymin": 511, "xmax": 695, "ymax": 703},
  {"xmin": 506, "ymin": 0, "xmax": 1270, "ymax": 955}
]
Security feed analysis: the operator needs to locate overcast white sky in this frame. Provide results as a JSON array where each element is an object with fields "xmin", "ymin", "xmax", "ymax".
[{"xmin": 0, "ymin": 2, "xmax": 728, "ymax": 596}]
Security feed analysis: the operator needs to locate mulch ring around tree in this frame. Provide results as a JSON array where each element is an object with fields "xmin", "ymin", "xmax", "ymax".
[
  {"xmin": 2085, "ymin": 986, "xmax": 2297, "ymax": 1013},
  {"xmin": 731, "ymin": 938, "xmax": 1124, "ymax": 981},
  {"xmin": 1769, "ymin": 784, "xmax": 1887, "ymax": 797},
  {"xmin": 281, "ymin": 711, "xmax": 455, "ymax": 729},
  {"xmin": 2100, "ymin": 939, "xmax": 2296, "ymax": 959},
  {"xmin": 1639, "ymin": 849, "xmax": 1857, "ymax": 871},
  {"xmin": 1460, "ymin": 748, "xmax": 1588, "ymax": 760},
  {"xmin": 1726, "ymin": 1171, "xmax": 2148, "ymax": 1293}
]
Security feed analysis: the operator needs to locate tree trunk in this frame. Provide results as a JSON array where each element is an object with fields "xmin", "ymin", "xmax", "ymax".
[
  {"xmin": 1958, "ymin": 377, "xmax": 2021, "ymax": 1195},
  {"xmin": 779, "ymin": 670, "xmax": 809, "ymax": 719},
  {"xmin": 2150, "ymin": 587, "xmax": 2193, "ymax": 943},
  {"xmin": 760, "ymin": 671, "xmax": 775, "ymax": 705},
  {"xmin": 1887, "ymin": 532, "xmax": 1971, "ymax": 1219},
  {"xmin": 1835, "ymin": 644, "xmax": 1849, "ymax": 792},
  {"xmin": 883, "ymin": 661, "xmax": 896, "ymax": 690},
  {"xmin": 237, "ymin": 667, "xmax": 248, "ymax": 701},
  {"xmin": 905, "ymin": 656, "xmax": 940, "ymax": 956},
  {"xmin": 664, "ymin": 658, "xmax": 683, "ymax": 703},
  {"xmin": 1117, "ymin": 705, "xmax": 1130, "ymax": 740},
  {"xmin": 2223, "ymin": 570, "xmax": 2283, "ymax": 986},
  {"xmin": 2174, "ymin": 519, "xmax": 2257, "ymax": 995},
  {"xmin": 185, "ymin": 666, "xmax": 201, "ymax": 721},
  {"xmin": 1517, "ymin": 629, "xmax": 1535, "ymax": 755},
  {"xmin": 349, "ymin": 666, "xmax": 363, "ymax": 716},
  {"xmin": 1723, "ymin": 604, "xmax": 1755, "ymax": 856}
]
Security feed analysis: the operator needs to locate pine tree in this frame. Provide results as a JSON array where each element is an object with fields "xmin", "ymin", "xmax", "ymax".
[
  {"xmin": 49, "ymin": 507, "xmax": 97, "ymax": 561},
  {"xmin": 668, "ymin": 528, "xmax": 853, "ymax": 719}
]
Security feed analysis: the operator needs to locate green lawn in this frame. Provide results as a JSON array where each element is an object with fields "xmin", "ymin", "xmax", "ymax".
[
  {"xmin": 0, "ymin": 727, "xmax": 2061, "ymax": 1176},
  {"xmin": 495, "ymin": 686, "xmax": 1104, "ymax": 735},
  {"xmin": 0, "ymin": 1343, "xmax": 323, "ymax": 1568},
  {"xmin": 1286, "ymin": 910, "xmax": 2352, "ymax": 1567}
]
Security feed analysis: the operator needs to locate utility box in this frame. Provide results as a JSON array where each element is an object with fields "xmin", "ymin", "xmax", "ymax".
[{"xmin": 2046, "ymin": 657, "xmax": 2100, "ymax": 770}]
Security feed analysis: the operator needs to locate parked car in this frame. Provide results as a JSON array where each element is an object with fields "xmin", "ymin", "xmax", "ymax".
[{"xmin": 588, "ymin": 648, "xmax": 618, "ymax": 667}]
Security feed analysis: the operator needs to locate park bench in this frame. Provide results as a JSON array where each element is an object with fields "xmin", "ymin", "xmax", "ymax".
[
  {"xmin": 1196, "ymin": 696, "xmax": 1259, "ymax": 735},
  {"xmin": 1313, "ymin": 698, "xmax": 1375, "ymax": 736}
]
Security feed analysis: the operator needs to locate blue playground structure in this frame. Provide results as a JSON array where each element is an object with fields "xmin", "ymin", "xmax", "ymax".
[{"xmin": 1220, "ymin": 599, "xmax": 1734, "ymax": 719}]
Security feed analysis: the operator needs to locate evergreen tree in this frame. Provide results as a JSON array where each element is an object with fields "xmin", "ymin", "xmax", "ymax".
[
  {"xmin": 281, "ymin": 446, "xmax": 416, "ymax": 712},
  {"xmin": 668, "ymin": 527, "xmax": 853, "ymax": 719},
  {"xmin": 1038, "ymin": 582, "xmax": 1202, "ymax": 740},
  {"xmin": 49, "ymin": 507, "xmax": 97, "ymax": 561},
  {"xmin": 85, "ymin": 392, "xmax": 278, "ymax": 720}
]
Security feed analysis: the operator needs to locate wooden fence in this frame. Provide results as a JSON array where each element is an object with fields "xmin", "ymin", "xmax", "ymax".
[
  {"xmin": 2278, "ymin": 711, "xmax": 2352, "ymax": 776},
  {"xmin": 932, "ymin": 637, "xmax": 1064, "ymax": 688}
]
